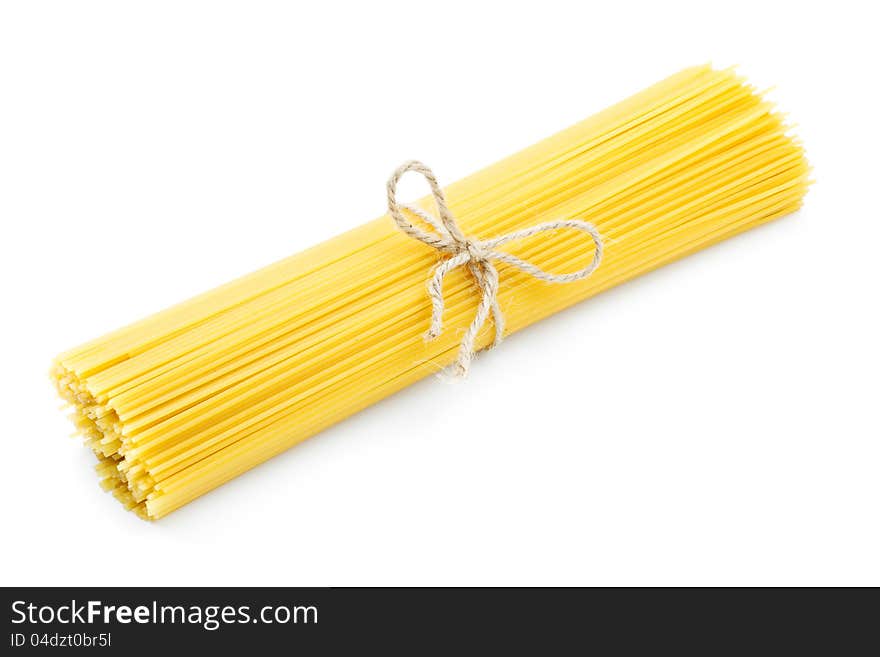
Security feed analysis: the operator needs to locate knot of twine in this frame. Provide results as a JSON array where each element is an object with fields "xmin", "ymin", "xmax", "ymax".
[{"xmin": 387, "ymin": 160, "xmax": 603, "ymax": 377}]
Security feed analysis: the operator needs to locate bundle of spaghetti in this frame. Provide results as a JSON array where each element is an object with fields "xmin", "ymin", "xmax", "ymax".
[{"xmin": 52, "ymin": 65, "xmax": 809, "ymax": 519}]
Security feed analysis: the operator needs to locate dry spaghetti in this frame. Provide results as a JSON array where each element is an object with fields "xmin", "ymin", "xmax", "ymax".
[{"xmin": 52, "ymin": 65, "xmax": 810, "ymax": 519}]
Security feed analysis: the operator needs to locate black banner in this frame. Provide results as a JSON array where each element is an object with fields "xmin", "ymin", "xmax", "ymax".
[{"xmin": 2, "ymin": 587, "xmax": 873, "ymax": 652}]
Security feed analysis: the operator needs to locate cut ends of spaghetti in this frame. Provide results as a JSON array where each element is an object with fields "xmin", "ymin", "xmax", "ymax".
[{"xmin": 53, "ymin": 361, "xmax": 155, "ymax": 519}]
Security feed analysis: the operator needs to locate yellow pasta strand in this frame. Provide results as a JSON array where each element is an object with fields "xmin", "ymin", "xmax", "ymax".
[{"xmin": 52, "ymin": 66, "xmax": 810, "ymax": 519}]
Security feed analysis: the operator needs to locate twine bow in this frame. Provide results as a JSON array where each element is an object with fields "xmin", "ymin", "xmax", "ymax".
[{"xmin": 387, "ymin": 160, "xmax": 603, "ymax": 377}]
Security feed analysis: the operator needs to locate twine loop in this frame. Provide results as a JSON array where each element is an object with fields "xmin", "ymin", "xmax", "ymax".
[{"xmin": 387, "ymin": 160, "xmax": 603, "ymax": 377}]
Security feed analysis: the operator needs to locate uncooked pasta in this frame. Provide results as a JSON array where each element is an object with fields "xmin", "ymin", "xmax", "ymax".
[{"xmin": 52, "ymin": 65, "xmax": 809, "ymax": 519}]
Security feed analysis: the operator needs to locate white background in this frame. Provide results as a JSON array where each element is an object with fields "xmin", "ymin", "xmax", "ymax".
[{"xmin": 1, "ymin": 1, "xmax": 877, "ymax": 586}]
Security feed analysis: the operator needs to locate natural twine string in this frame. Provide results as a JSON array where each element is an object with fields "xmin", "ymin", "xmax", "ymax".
[{"xmin": 387, "ymin": 160, "xmax": 603, "ymax": 378}]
